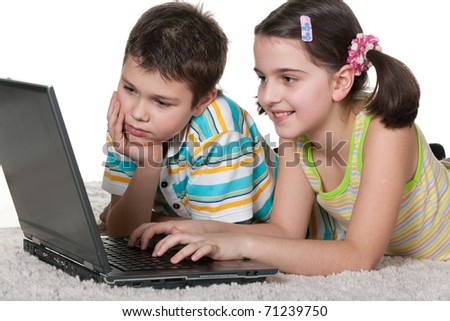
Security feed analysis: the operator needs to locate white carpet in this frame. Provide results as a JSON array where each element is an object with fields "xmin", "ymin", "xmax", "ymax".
[{"xmin": 1, "ymin": 182, "xmax": 449, "ymax": 300}]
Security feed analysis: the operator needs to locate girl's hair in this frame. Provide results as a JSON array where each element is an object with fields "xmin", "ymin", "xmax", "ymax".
[
  {"xmin": 124, "ymin": 2, "xmax": 228, "ymax": 107},
  {"xmin": 255, "ymin": 0, "xmax": 420, "ymax": 128}
]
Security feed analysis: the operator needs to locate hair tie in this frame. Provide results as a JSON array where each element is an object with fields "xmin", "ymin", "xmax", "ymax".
[{"xmin": 347, "ymin": 34, "xmax": 381, "ymax": 76}]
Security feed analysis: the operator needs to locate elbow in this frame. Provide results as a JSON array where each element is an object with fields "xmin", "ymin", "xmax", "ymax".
[
  {"xmin": 355, "ymin": 256, "xmax": 381, "ymax": 272},
  {"xmin": 317, "ymin": 256, "xmax": 381, "ymax": 276},
  {"xmin": 348, "ymin": 249, "xmax": 383, "ymax": 272},
  {"xmin": 333, "ymin": 241, "xmax": 384, "ymax": 274}
]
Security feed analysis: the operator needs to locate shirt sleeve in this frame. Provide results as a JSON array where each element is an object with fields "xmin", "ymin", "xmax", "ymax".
[{"xmin": 185, "ymin": 129, "xmax": 276, "ymax": 222}]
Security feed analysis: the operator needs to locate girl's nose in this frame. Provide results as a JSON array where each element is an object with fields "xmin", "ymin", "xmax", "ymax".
[{"xmin": 259, "ymin": 81, "xmax": 282, "ymax": 109}]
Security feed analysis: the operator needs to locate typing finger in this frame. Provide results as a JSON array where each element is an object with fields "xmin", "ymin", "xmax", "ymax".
[
  {"xmin": 139, "ymin": 223, "xmax": 172, "ymax": 250},
  {"xmin": 171, "ymin": 242, "xmax": 214, "ymax": 264},
  {"xmin": 152, "ymin": 233, "xmax": 196, "ymax": 257},
  {"xmin": 128, "ymin": 223, "xmax": 154, "ymax": 247}
]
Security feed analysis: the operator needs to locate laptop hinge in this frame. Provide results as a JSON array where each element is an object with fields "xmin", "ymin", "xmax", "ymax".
[
  {"xmin": 31, "ymin": 236, "xmax": 41, "ymax": 245},
  {"xmin": 83, "ymin": 261, "xmax": 94, "ymax": 271}
]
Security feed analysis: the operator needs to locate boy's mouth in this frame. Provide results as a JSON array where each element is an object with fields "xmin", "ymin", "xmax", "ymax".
[{"xmin": 124, "ymin": 124, "xmax": 149, "ymax": 138}]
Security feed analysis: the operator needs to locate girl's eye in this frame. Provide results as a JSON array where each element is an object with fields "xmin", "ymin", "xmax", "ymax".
[
  {"xmin": 283, "ymin": 76, "xmax": 296, "ymax": 83},
  {"xmin": 257, "ymin": 75, "xmax": 266, "ymax": 83}
]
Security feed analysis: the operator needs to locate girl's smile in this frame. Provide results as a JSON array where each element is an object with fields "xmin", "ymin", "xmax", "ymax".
[{"xmin": 271, "ymin": 110, "xmax": 295, "ymax": 123}]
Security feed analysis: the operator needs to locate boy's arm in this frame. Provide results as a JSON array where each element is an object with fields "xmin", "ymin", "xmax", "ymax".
[
  {"xmin": 105, "ymin": 165, "xmax": 162, "ymax": 236},
  {"xmin": 99, "ymin": 195, "xmax": 120, "ymax": 223},
  {"xmin": 103, "ymin": 93, "xmax": 166, "ymax": 236},
  {"xmin": 151, "ymin": 213, "xmax": 189, "ymax": 222}
]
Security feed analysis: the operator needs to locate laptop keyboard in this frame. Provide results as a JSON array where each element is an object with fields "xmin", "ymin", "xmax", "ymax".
[{"xmin": 102, "ymin": 237, "xmax": 209, "ymax": 272}]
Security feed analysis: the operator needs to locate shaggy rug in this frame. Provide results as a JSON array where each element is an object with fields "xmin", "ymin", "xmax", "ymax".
[{"xmin": 1, "ymin": 182, "xmax": 449, "ymax": 301}]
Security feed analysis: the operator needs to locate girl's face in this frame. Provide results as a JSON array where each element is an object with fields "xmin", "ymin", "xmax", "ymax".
[
  {"xmin": 117, "ymin": 57, "xmax": 206, "ymax": 145},
  {"xmin": 254, "ymin": 36, "xmax": 336, "ymax": 140}
]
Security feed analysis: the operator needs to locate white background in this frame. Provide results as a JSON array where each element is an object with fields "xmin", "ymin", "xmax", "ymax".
[{"xmin": 1, "ymin": 0, "xmax": 449, "ymax": 226}]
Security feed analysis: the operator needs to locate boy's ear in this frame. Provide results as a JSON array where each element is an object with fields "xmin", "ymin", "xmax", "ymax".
[
  {"xmin": 192, "ymin": 89, "xmax": 217, "ymax": 117},
  {"xmin": 332, "ymin": 65, "xmax": 355, "ymax": 102}
]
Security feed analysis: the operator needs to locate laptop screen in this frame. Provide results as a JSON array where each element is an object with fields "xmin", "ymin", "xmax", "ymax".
[{"xmin": 0, "ymin": 79, "xmax": 108, "ymax": 272}]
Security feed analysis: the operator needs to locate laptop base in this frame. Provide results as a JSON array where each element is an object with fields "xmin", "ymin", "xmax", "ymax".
[
  {"xmin": 24, "ymin": 239, "xmax": 268, "ymax": 289},
  {"xmin": 24, "ymin": 239, "xmax": 104, "ymax": 283}
]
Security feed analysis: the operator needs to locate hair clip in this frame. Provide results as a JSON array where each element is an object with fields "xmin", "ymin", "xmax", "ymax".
[{"xmin": 300, "ymin": 15, "xmax": 313, "ymax": 42}]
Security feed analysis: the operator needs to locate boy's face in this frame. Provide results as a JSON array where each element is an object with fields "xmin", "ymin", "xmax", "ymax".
[{"xmin": 116, "ymin": 57, "xmax": 203, "ymax": 145}]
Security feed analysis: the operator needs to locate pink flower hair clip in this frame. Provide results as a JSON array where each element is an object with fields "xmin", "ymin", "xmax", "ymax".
[{"xmin": 347, "ymin": 33, "xmax": 381, "ymax": 76}]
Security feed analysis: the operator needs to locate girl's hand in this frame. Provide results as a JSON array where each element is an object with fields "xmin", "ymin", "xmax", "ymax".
[
  {"xmin": 152, "ymin": 232, "xmax": 248, "ymax": 264},
  {"xmin": 128, "ymin": 220, "xmax": 225, "ymax": 249},
  {"xmin": 107, "ymin": 91, "xmax": 163, "ymax": 167}
]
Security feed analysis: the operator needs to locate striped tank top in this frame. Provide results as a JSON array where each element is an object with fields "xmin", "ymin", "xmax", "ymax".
[{"xmin": 297, "ymin": 111, "xmax": 449, "ymax": 260}]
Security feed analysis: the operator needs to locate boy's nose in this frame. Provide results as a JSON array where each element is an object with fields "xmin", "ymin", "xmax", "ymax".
[{"xmin": 131, "ymin": 100, "xmax": 150, "ymax": 122}]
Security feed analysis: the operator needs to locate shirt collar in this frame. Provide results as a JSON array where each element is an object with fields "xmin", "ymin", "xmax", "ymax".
[{"xmin": 166, "ymin": 125, "xmax": 189, "ymax": 158}]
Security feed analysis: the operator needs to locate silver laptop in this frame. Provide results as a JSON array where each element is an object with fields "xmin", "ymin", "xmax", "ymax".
[{"xmin": 0, "ymin": 78, "xmax": 278, "ymax": 288}]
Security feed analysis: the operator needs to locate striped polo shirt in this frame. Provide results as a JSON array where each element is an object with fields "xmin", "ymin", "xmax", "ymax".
[
  {"xmin": 297, "ymin": 111, "xmax": 449, "ymax": 260},
  {"xmin": 102, "ymin": 93, "xmax": 276, "ymax": 223}
]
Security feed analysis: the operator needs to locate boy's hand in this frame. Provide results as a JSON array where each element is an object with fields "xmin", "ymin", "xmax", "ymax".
[
  {"xmin": 107, "ymin": 91, "xmax": 163, "ymax": 168},
  {"xmin": 107, "ymin": 91, "xmax": 126, "ymax": 153}
]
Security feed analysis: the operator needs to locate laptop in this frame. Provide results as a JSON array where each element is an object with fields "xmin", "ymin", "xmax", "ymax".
[{"xmin": 0, "ymin": 78, "xmax": 278, "ymax": 288}]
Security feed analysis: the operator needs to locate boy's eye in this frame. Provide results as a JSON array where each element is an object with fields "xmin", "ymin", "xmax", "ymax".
[
  {"xmin": 257, "ymin": 75, "xmax": 266, "ymax": 82},
  {"xmin": 124, "ymin": 85, "xmax": 136, "ymax": 94},
  {"xmin": 156, "ymin": 100, "xmax": 170, "ymax": 108}
]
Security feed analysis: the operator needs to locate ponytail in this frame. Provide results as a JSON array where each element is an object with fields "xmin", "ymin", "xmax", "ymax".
[{"xmin": 364, "ymin": 50, "xmax": 420, "ymax": 128}]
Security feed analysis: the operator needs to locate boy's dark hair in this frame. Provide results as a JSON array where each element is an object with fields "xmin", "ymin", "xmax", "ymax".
[
  {"xmin": 124, "ymin": 2, "xmax": 228, "ymax": 107},
  {"xmin": 255, "ymin": 0, "xmax": 420, "ymax": 129}
]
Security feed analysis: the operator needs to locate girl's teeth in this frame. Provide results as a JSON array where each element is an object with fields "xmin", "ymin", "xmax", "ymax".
[{"xmin": 274, "ymin": 112, "xmax": 292, "ymax": 117}]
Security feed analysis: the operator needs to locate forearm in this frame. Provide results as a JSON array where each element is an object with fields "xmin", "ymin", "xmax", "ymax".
[
  {"xmin": 221, "ymin": 221, "xmax": 294, "ymax": 238},
  {"xmin": 106, "ymin": 166, "xmax": 162, "ymax": 236},
  {"xmin": 243, "ymin": 235, "xmax": 381, "ymax": 275},
  {"xmin": 185, "ymin": 219, "xmax": 294, "ymax": 239},
  {"xmin": 152, "ymin": 213, "xmax": 189, "ymax": 222}
]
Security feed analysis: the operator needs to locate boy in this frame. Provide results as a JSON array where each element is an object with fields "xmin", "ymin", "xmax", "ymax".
[{"xmin": 100, "ymin": 2, "xmax": 276, "ymax": 236}]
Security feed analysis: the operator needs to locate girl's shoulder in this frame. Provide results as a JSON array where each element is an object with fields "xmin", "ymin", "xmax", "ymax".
[{"xmin": 363, "ymin": 115, "xmax": 419, "ymax": 181}]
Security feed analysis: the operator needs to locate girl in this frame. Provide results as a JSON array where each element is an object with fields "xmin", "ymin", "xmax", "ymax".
[{"xmin": 128, "ymin": 0, "xmax": 449, "ymax": 275}]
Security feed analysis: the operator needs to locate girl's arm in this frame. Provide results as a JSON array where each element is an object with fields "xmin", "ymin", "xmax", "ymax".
[
  {"xmin": 129, "ymin": 138, "xmax": 315, "ymax": 248},
  {"xmin": 262, "ymin": 121, "xmax": 417, "ymax": 274},
  {"xmin": 152, "ymin": 121, "xmax": 418, "ymax": 275},
  {"xmin": 261, "ymin": 138, "xmax": 316, "ymax": 238}
]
